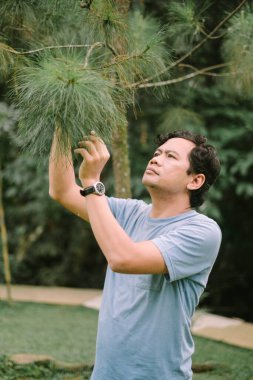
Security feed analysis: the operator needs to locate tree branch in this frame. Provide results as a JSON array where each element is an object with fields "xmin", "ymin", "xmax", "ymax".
[
  {"xmin": 84, "ymin": 46, "xmax": 151, "ymax": 71},
  {"xmin": 0, "ymin": 44, "xmax": 92, "ymax": 55},
  {"xmin": 178, "ymin": 63, "xmax": 230, "ymax": 72},
  {"xmin": 129, "ymin": 0, "xmax": 247, "ymax": 89},
  {"xmin": 84, "ymin": 42, "xmax": 105, "ymax": 67},
  {"xmin": 132, "ymin": 63, "xmax": 235, "ymax": 89}
]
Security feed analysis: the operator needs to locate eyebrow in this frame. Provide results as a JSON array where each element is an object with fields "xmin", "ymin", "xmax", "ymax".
[{"xmin": 156, "ymin": 148, "xmax": 180, "ymax": 157}]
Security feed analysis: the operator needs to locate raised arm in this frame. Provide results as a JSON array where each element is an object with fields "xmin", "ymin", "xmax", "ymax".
[
  {"xmin": 75, "ymin": 132, "xmax": 167, "ymax": 275},
  {"xmin": 49, "ymin": 130, "xmax": 90, "ymax": 221}
]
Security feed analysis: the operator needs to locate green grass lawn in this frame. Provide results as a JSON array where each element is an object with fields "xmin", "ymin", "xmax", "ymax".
[
  {"xmin": 192, "ymin": 337, "xmax": 253, "ymax": 380},
  {"xmin": 0, "ymin": 301, "xmax": 98, "ymax": 364},
  {"xmin": 0, "ymin": 301, "xmax": 252, "ymax": 380}
]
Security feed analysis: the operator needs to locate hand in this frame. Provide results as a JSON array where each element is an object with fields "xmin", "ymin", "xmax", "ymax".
[{"xmin": 74, "ymin": 131, "xmax": 110, "ymax": 188}]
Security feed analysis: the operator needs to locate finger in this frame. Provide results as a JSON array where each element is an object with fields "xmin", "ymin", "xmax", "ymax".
[
  {"xmin": 74, "ymin": 148, "xmax": 91, "ymax": 159},
  {"xmin": 78, "ymin": 139, "xmax": 98, "ymax": 156},
  {"xmin": 79, "ymin": 134, "xmax": 101, "ymax": 146},
  {"xmin": 88, "ymin": 134, "xmax": 105, "ymax": 145},
  {"xmin": 90, "ymin": 130, "xmax": 96, "ymax": 136},
  {"xmin": 88, "ymin": 134, "xmax": 109, "ymax": 157},
  {"xmin": 88, "ymin": 130, "xmax": 105, "ymax": 143}
]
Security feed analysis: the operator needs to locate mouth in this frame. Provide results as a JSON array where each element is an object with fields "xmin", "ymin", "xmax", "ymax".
[{"xmin": 146, "ymin": 167, "xmax": 159, "ymax": 175}]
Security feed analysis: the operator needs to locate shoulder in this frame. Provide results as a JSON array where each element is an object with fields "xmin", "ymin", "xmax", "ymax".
[
  {"xmin": 192, "ymin": 212, "xmax": 221, "ymax": 236},
  {"xmin": 180, "ymin": 212, "xmax": 222, "ymax": 248}
]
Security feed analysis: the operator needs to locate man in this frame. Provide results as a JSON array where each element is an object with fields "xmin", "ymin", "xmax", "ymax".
[{"xmin": 49, "ymin": 129, "xmax": 222, "ymax": 380}]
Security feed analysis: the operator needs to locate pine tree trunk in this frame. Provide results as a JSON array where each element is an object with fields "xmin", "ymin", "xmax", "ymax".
[
  {"xmin": 111, "ymin": 115, "xmax": 131, "ymax": 198},
  {"xmin": 111, "ymin": 0, "xmax": 132, "ymax": 198},
  {"xmin": 0, "ymin": 167, "xmax": 12, "ymax": 302}
]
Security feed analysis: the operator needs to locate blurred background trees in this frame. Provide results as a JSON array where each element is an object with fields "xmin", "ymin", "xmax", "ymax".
[{"xmin": 0, "ymin": 0, "xmax": 253, "ymax": 321}]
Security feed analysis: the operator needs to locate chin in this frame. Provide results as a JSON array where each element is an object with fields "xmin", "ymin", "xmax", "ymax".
[
  {"xmin": 142, "ymin": 176, "xmax": 155, "ymax": 188},
  {"xmin": 142, "ymin": 175, "xmax": 149, "ymax": 186}
]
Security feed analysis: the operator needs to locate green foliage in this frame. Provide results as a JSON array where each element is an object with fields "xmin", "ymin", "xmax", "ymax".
[
  {"xmin": 0, "ymin": 102, "xmax": 19, "ymax": 163},
  {"xmin": 158, "ymin": 106, "xmax": 205, "ymax": 133},
  {"xmin": 0, "ymin": 0, "xmax": 81, "ymax": 46},
  {"xmin": 123, "ymin": 11, "xmax": 169, "ymax": 85},
  {"xmin": 200, "ymin": 88, "xmax": 253, "ymax": 200},
  {"xmin": 0, "ymin": 43, "xmax": 17, "ymax": 80},
  {"xmin": 82, "ymin": 0, "xmax": 128, "ymax": 45},
  {"xmin": 0, "ymin": 102, "xmax": 19, "ymax": 136},
  {"xmin": 0, "ymin": 2, "xmax": 171, "ymax": 159},
  {"xmin": 0, "ymin": 42, "xmax": 29, "ymax": 83},
  {"xmin": 222, "ymin": 6, "xmax": 253, "ymax": 97},
  {"xmin": 14, "ymin": 51, "xmax": 126, "ymax": 157},
  {"xmin": 0, "ymin": 0, "xmax": 37, "ymax": 35},
  {"xmin": 166, "ymin": 0, "xmax": 211, "ymax": 53},
  {"xmin": 35, "ymin": 0, "xmax": 81, "ymax": 31}
]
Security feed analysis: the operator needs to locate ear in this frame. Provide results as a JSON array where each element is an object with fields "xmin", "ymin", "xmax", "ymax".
[{"xmin": 187, "ymin": 173, "xmax": 205, "ymax": 191}]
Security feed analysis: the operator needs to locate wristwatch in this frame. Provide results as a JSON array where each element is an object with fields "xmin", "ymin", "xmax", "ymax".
[{"xmin": 80, "ymin": 181, "xmax": 105, "ymax": 197}]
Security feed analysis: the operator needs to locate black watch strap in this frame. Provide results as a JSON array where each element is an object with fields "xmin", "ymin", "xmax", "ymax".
[{"xmin": 80, "ymin": 186, "xmax": 94, "ymax": 197}]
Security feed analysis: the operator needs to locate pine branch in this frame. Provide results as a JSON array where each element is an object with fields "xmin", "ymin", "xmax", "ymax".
[
  {"xmin": 133, "ymin": 63, "xmax": 235, "ymax": 89},
  {"xmin": 88, "ymin": 46, "xmax": 152, "ymax": 71},
  {"xmin": 129, "ymin": 0, "xmax": 247, "ymax": 89},
  {"xmin": 105, "ymin": 42, "xmax": 118, "ymax": 57},
  {"xmin": 199, "ymin": 27, "xmax": 228, "ymax": 40},
  {"xmin": 84, "ymin": 42, "xmax": 104, "ymax": 67},
  {"xmin": 1, "ymin": 44, "xmax": 92, "ymax": 55}
]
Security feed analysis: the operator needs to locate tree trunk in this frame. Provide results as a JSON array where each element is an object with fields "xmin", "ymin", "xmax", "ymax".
[
  {"xmin": 0, "ymin": 167, "xmax": 12, "ymax": 302},
  {"xmin": 111, "ymin": 0, "xmax": 132, "ymax": 198},
  {"xmin": 111, "ymin": 115, "xmax": 132, "ymax": 198},
  {"xmin": 16, "ymin": 225, "xmax": 44, "ymax": 263}
]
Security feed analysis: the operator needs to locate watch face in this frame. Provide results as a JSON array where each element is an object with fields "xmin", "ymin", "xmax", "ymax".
[{"xmin": 94, "ymin": 182, "xmax": 105, "ymax": 195}]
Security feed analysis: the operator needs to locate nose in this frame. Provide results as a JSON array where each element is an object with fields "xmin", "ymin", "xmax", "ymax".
[{"xmin": 150, "ymin": 155, "xmax": 162, "ymax": 166}]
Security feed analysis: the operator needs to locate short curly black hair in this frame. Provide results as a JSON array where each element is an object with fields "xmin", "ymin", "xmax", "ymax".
[{"xmin": 156, "ymin": 130, "xmax": 221, "ymax": 208}]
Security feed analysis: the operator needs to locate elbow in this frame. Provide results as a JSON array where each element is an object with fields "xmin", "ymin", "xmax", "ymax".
[
  {"xmin": 49, "ymin": 188, "xmax": 62, "ymax": 202},
  {"xmin": 108, "ymin": 243, "xmax": 137, "ymax": 274},
  {"xmin": 109, "ymin": 256, "xmax": 130, "ymax": 274}
]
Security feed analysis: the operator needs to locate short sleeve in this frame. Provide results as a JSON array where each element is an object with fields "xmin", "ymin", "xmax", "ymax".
[
  {"xmin": 151, "ymin": 220, "xmax": 222, "ymax": 283},
  {"xmin": 106, "ymin": 197, "xmax": 149, "ymax": 226},
  {"xmin": 106, "ymin": 197, "xmax": 129, "ymax": 219}
]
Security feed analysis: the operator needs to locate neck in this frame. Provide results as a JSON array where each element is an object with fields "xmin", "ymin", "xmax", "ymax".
[{"xmin": 149, "ymin": 190, "xmax": 192, "ymax": 218}]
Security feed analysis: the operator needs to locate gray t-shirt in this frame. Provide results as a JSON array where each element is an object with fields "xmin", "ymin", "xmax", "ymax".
[{"xmin": 91, "ymin": 198, "xmax": 222, "ymax": 380}]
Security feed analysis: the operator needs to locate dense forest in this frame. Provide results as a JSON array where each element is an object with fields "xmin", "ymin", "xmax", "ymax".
[{"xmin": 0, "ymin": 0, "xmax": 253, "ymax": 322}]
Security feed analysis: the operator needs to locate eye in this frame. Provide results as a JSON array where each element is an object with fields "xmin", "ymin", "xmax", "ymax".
[
  {"xmin": 167, "ymin": 153, "xmax": 176, "ymax": 159},
  {"xmin": 153, "ymin": 151, "xmax": 160, "ymax": 157}
]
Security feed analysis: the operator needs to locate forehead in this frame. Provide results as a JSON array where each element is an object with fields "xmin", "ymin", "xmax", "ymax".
[{"xmin": 158, "ymin": 137, "xmax": 196, "ymax": 158}]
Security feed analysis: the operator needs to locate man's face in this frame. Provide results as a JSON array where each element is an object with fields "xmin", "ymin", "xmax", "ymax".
[{"xmin": 142, "ymin": 137, "xmax": 196, "ymax": 194}]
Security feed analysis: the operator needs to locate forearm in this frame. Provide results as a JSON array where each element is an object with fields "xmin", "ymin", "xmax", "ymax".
[{"xmin": 49, "ymin": 131, "xmax": 76, "ymax": 199}]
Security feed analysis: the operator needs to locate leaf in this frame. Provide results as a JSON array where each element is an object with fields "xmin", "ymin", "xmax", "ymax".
[{"xmin": 230, "ymin": 152, "xmax": 253, "ymax": 176}]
